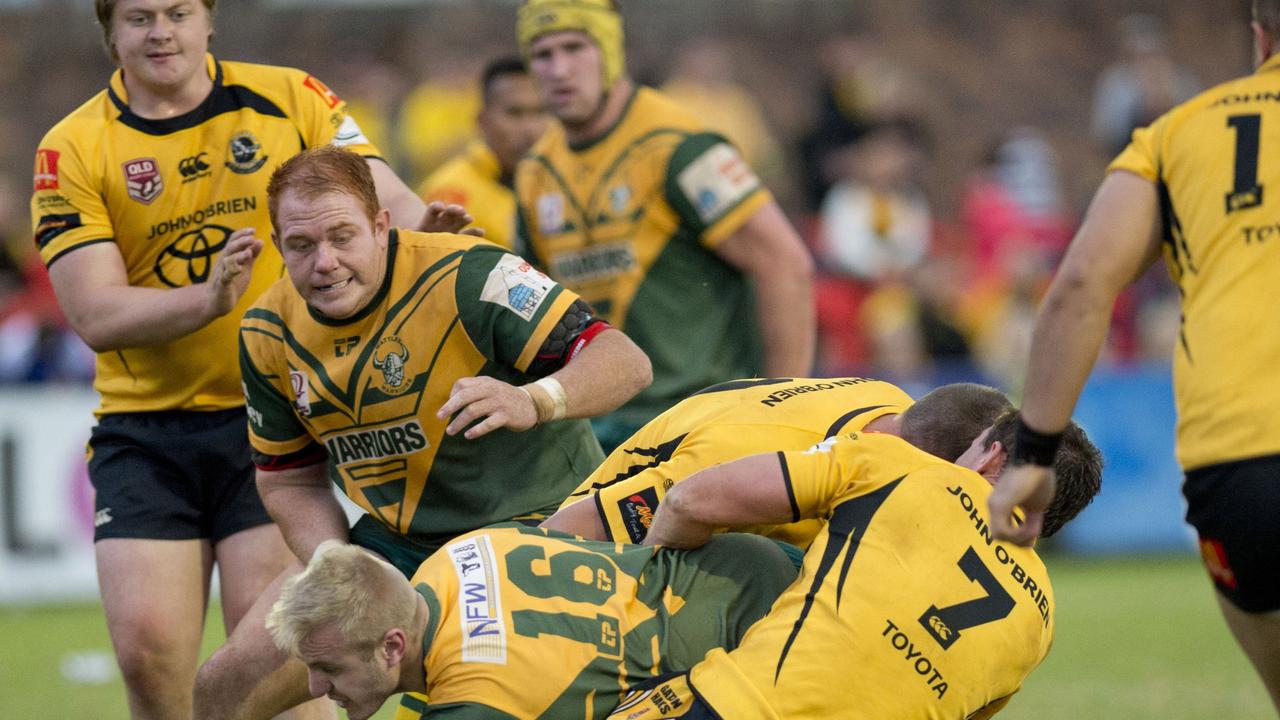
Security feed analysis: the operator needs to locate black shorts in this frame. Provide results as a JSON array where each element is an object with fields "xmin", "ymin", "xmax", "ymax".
[
  {"xmin": 87, "ymin": 407, "xmax": 272, "ymax": 542},
  {"xmin": 1183, "ymin": 454, "xmax": 1280, "ymax": 612}
]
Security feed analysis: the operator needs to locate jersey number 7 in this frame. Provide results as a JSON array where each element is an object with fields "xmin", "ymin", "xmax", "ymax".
[{"xmin": 918, "ymin": 546, "xmax": 1015, "ymax": 650}]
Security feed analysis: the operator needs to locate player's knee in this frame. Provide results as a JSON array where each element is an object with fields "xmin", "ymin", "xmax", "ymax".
[{"xmin": 114, "ymin": 636, "xmax": 188, "ymax": 693}]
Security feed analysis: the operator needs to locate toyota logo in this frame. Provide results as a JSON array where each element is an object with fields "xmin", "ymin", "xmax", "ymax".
[{"xmin": 154, "ymin": 224, "xmax": 232, "ymax": 287}]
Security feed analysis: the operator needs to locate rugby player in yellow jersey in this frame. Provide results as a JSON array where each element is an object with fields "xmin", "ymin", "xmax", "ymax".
[
  {"xmin": 192, "ymin": 146, "xmax": 651, "ymax": 720},
  {"xmin": 514, "ymin": 0, "xmax": 815, "ymax": 452},
  {"xmin": 264, "ymin": 529, "xmax": 796, "ymax": 720},
  {"xmin": 543, "ymin": 379, "xmax": 1013, "ymax": 549},
  {"xmin": 990, "ymin": 1, "xmax": 1280, "ymax": 709},
  {"xmin": 29, "ymin": 2, "xmax": 464, "ymax": 718},
  {"xmin": 418, "ymin": 57, "xmax": 548, "ymax": 250},
  {"xmin": 604, "ymin": 411, "xmax": 1101, "ymax": 720}
]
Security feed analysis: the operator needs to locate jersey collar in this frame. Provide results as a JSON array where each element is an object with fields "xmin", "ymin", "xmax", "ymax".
[
  {"xmin": 306, "ymin": 229, "xmax": 400, "ymax": 326},
  {"xmin": 108, "ymin": 54, "xmax": 225, "ymax": 135},
  {"xmin": 567, "ymin": 84, "xmax": 640, "ymax": 153}
]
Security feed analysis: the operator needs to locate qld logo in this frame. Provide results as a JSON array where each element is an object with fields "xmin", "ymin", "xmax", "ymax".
[
  {"xmin": 123, "ymin": 157, "xmax": 164, "ymax": 204},
  {"xmin": 289, "ymin": 370, "xmax": 312, "ymax": 416},
  {"xmin": 372, "ymin": 336, "xmax": 412, "ymax": 395},
  {"xmin": 226, "ymin": 132, "xmax": 268, "ymax": 174}
]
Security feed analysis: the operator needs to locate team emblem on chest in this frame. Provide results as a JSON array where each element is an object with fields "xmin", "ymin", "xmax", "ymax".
[
  {"xmin": 123, "ymin": 157, "xmax": 164, "ymax": 204},
  {"xmin": 289, "ymin": 370, "xmax": 312, "ymax": 416},
  {"xmin": 226, "ymin": 131, "xmax": 268, "ymax": 174},
  {"xmin": 537, "ymin": 192, "xmax": 565, "ymax": 234},
  {"xmin": 372, "ymin": 336, "xmax": 412, "ymax": 395}
]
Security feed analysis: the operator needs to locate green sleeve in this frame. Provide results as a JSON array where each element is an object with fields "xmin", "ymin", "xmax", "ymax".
[
  {"xmin": 238, "ymin": 324, "xmax": 307, "ymax": 444},
  {"xmin": 663, "ymin": 131, "xmax": 764, "ymax": 236},
  {"xmin": 452, "ymin": 243, "xmax": 576, "ymax": 369}
]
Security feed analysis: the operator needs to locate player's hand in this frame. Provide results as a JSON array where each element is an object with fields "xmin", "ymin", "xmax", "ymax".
[
  {"xmin": 419, "ymin": 201, "xmax": 485, "ymax": 237},
  {"xmin": 988, "ymin": 463, "xmax": 1054, "ymax": 546},
  {"xmin": 207, "ymin": 228, "xmax": 263, "ymax": 318},
  {"xmin": 437, "ymin": 376, "xmax": 538, "ymax": 439}
]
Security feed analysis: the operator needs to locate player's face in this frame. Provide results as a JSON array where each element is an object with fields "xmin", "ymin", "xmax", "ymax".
[
  {"xmin": 527, "ymin": 31, "xmax": 606, "ymax": 125},
  {"xmin": 298, "ymin": 624, "xmax": 397, "ymax": 720},
  {"xmin": 479, "ymin": 73, "xmax": 549, "ymax": 173},
  {"xmin": 274, "ymin": 189, "xmax": 391, "ymax": 321},
  {"xmin": 110, "ymin": 0, "xmax": 212, "ymax": 94}
]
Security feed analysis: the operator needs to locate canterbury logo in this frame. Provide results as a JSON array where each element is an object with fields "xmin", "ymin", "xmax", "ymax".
[
  {"xmin": 94, "ymin": 508, "xmax": 113, "ymax": 528},
  {"xmin": 927, "ymin": 615, "xmax": 953, "ymax": 641},
  {"xmin": 178, "ymin": 153, "xmax": 210, "ymax": 178}
]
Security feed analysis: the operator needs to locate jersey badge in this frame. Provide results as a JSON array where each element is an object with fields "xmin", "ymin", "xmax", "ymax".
[
  {"xmin": 34, "ymin": 212, "xmax": 82, "ymax": 249},
  {"xmin": 481, "ymin": 254, "xmax": 555, "ymax": 322},
  {"xmin": 34, "ymin": 148, "xmax": 60, "ymax": 191},
  {"xmin": 303, "ymin": 75, "xmax": 342, "ymax": 109},
  {"xmin": 617, "ymin": 487, "xmax": 660, "ymax": 543},
  {"xmin": 446, "ymin": 534, "xmax": 508, "ymax": 664},
  {"xmin": 536, "ymin": 192, "xmax": 565, "ymax": 234},
  {"xmin": 677, "ymin": 143, "xmax": 759, "ymax": 224},
  {"xmin": 331, "ymin": 116, "xmax": 370, "ymax": 148},
  {"xmin": 178, "ymin": 152, "xmax": 212, "ymax": 183},
  {"xmin": 289, "ymin": 370, "xmax": 313, "ymax": 417},
  {"xmin": 372, "ymin": 336, "xmax": 412, "ymax": 395},
  {"xmin": 608, "ymin": 184, "xmax": 632, "ymax": 213},
  {"xmin": 123, "ymin": 157, "xmax": 164, "ymax": 204},
  {"xmin": 226, "ymin": 132, "xmax": 268, "ymax": 175}
]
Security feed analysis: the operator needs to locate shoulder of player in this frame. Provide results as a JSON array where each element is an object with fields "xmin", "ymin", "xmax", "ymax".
[
  {"xmin": 395, "ymin": 229, "xmax": 501, "ymax": 257},
  {"xmin": 40, "ymin": 90, "xmax": 115, "ymax": 151},
  {"xmin": 217, "ymin": 59, "xmax": 336, "ymax": 114},
  {"xmin": 632, "ymin": 86, "xmax": 706, "ymax": 131},
  {"xmin": 1161, "ymin": 68, "xmax": 1280, "ymax": 130}
]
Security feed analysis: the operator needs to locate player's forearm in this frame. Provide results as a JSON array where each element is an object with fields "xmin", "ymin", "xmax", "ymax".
[
  {"xmin": 55, "ymin": 281, "xmax": 222, "ymax": 352},
  {"xmin": 645, "ymin": 454, "xmax": 793, "ymax": 547},
  {"xmin": 753, "ymin": 263, "xmax": 816, "ymax": 377},
  {"xmin": 256, "ymin": 468, "xmax": 349, "ymax": 562},
  {"xmin": 549, "ymin": 328, "xmax": 652, "ymax": 419}
]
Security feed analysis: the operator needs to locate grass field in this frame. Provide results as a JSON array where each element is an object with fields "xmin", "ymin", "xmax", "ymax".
[{"xmin": 0, "ymin": 553, "xmax": 1270, "ymax": 719}]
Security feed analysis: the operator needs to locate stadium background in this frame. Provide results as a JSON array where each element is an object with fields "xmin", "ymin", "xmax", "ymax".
[{"xmin": 0, "ymin": 0, "xmax": 1270, "ymax": 717}]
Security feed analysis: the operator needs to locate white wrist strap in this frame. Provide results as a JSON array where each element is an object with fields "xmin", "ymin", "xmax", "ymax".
[{"xmin": 532, "ymin": 376, "xmax": 567, "ymax": 421}]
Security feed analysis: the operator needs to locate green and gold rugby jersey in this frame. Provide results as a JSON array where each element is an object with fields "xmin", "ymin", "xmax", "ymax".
[
  {"xmin": 239, "ymin": 231, "xmax": 603, "ymax": 548},
  {"xmin": 409, "ymin": 525, "xmax": 796, "ymax": 720},
  {"xmin": 515, "ymin": 87, "xmax": 772, "ymax": 427},
  {"xmin": 560, "ymin": 376, "xmax": 913, "ymax": 547},
  {"xmin": 1111, "ymin": 53, "xmax": 1280, "ymax": 471},
  {"xmin": 687, "ymin": 433, "xmax": 1053, "ymax": 720},
  {"xmin": 30, "ymin": 55, "xmax": 376, "ymax": 415}
]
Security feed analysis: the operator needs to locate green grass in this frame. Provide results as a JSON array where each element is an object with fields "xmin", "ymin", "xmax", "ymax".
[{"xmin": 0, "ymin": 554, "xmax": 1270, "ymax": 719}]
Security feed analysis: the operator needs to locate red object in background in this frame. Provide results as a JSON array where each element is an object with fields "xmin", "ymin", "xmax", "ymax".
[{"xmin": 0, "ymin": 254, "xmax": 68, "ymax": 326}]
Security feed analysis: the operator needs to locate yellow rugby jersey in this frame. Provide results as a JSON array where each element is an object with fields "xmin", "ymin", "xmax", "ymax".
[
  {"xmin": 30, "ymin": 55, "xmax": 377, "ymax": 414},
  {"xmin": 418, "ymin": 140, "xmax": 517, "ymax": 250},
  {"xmin": 515, "ymin": 87, "xmax": 772, "ymax": 426},
  {"xmin": 239, "ymin": 232, "xmax": 602, "ymax": 547},
  {"xmin": 411, "ymin": 526, "xmax": 796, "ymax": 720},
  {"xmin": 688, "ymin": 433, "xmax": 1053, "ymax": 720},
  {"xmin": 1110, "ymin": 53, "xmax": 1280, "ymax": 470},
  {"xmin": 561, "ymin": 376, "xmax": 913, "ymax": 547}
]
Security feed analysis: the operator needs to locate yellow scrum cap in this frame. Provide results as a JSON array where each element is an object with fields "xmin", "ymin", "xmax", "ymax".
[{"xmin": 517, "ymin": 0, "xmax": 625, "ymax": 88}]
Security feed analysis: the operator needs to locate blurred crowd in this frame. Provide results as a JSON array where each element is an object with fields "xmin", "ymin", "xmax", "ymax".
[{"xmin": 0, "ymin": 0, "xmax": 1246, "ymax": 391}]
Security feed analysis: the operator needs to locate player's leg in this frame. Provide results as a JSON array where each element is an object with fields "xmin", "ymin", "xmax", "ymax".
[
  {"xmin": 97, "ymin": 538, "xmax": 213, "ymax": 720},
  {"xmin": 193, "ymin": 561, "xmax": 321, "ymax": 720},
  {"xmin": 1215, "ymin": 595, "xmax": 1280, "ymax": 713}
]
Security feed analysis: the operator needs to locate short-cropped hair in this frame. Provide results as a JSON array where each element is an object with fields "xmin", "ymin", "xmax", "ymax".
[
  {"xmin": 899, "ymin": 383, "xmax": 1013, "ymax": 461},
  {"xmin": 267, "ymin": 146, "xmax": 380, "ymax": 231}
]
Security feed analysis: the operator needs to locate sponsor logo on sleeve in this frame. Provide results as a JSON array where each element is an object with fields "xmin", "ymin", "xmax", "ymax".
[
  {"xmin": 123, "ymin": 157, "xmax": 164, "ymax": 204},
  {"xmin": 617, "ymin": 486, "xmax": 660, "ymax": 543},
  {"xmin": 303, "ymin": 75, "xmax": 342, "ymax": 109},
  {"xmin": 676, "ymin": 143, "xmax": 760, "ymax": 225},
  {"xmin": 34, "ymin": 148, "xmax": 60, "ymax": 191},
  {"xmin": 331, "ymin": 115, "xmax": 370, "ymax": 148},
  {"xmin": 480, "ymin": 253, "xmax": 556, "ymax": 321},
  {"xmin": 226, "ymin": 132, "xmax": 268, "ymax": 174},
  {"xmin": 446, "ymin": 533, "xmax": 508, "ymax": 664},
  {"xmin": 289, "ymin": 370, "xmax": 312, "ymax": 416},
  {"xmin": 34, "ymin": 212, "xmax": 83, "ymax": 249}
]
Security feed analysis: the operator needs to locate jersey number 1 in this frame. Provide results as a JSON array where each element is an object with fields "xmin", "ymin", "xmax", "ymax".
[
  {"xmin": 1227, "ymin": 114, "xmax": 1264, "ymax": 213},
  {"xmin": 918, "ymin": 547, "xmax": 1015, "ymax": 650}
]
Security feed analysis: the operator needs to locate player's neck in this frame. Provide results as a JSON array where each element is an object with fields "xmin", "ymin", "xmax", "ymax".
[
  {"xmin": 400, "ymin": 596, "xmax": 430, "ymax": 693},
  {"xmin": 123, "ymin": 70, "xmax": 214, "ymax": 120},
  {"xmin": 563, "ymin": 78, "xmax": 634, "ymax": 147}
]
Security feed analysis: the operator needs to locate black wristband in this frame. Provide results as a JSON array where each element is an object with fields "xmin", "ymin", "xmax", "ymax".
[{"xmin": 1011, "ymin": 416, "xmax": 1063, "ymax": 467}]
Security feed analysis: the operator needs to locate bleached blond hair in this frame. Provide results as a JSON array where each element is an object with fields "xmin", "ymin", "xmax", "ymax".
[{"xmin": 265, "ymin": 540, "xmax": 417, "ymax": 659}]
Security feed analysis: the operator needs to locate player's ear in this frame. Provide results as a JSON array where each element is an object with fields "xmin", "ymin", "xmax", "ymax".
[
  {"xmin": 382, "ymin": 628, "xmax": 407, "ymax": 668},
  {"xmin": 374, "ymin": 207, "xmax": 391, "ymax": 239},
  {"xmin": 975, "ymin": 440, "xmax": 1008, "ymax": 484}
]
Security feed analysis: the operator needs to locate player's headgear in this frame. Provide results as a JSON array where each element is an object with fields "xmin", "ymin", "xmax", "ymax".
[{"xmin": 517, "ymin": 0, "xmax": 625, "ymax": 88}]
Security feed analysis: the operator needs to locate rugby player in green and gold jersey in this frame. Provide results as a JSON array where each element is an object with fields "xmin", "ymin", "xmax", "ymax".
[
  {"xmin": 265, "ymin": 528, "xmax": 796, "ymax": 720},
  {"xmin": 543, "ymin": 379, "xmax": 1012, "ymax": 548},
  {"xmin": 513, "ymin": 0, "xmax": 815, "ymax": 452},
  {"xmin": 192, "ymin": 147, "xmax": 651, "ymax": 719},
  {"xmin": 991, "ymin": 1, "xmax": 1280, "ymax": 710},
  {"xmin": 31, "ymin": 2, "xmax": 466, "ymax": 718},
  {"xmin": 605, "ymin": 412, "xmax": 1101, "ymax": 720}
]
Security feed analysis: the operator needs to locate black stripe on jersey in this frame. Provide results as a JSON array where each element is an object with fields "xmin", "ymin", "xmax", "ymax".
[
  {"xmin": 1156, "ymin": 170, "xmax": 1196, "ymax": 362},
  {"xmin": 690, "ymin": 377, "xmax": 793, "ymax": 396},
  {"xmin": 823, "ymin": 404, "xmax": 892, "ymax": 439},
  {"xmin": 109, "ymin": 66, "xmax": 288, "ymax": 135},
  {"xmin": 567, "ymin": 433, "xmax": 688, "ymax": 499},
  {"xmin": 778, "ymin": 452, "xmax": 800, "ymax": 523},
  {"xmin": 773, "ymin": 476, "xmax": 903, "ymax": 684}
]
